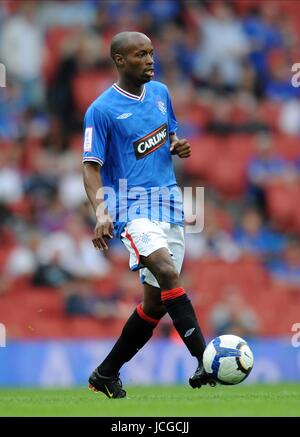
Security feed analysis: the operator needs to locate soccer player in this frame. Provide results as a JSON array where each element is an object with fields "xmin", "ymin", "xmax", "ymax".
[{"xmin": 82, "ymin": 31, "xmax": 215, "ymax": 398}]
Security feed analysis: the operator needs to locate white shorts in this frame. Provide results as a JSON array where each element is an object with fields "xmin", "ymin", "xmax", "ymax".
[{"xmin": 121, "ymin": 218, "xmax": 185, "ymax": 288}]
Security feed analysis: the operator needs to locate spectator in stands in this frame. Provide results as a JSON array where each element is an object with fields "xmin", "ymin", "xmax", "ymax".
[
  {"xmin": 38, "ymin": 0, "xmax": 95, "ymax": 28},
  {"xmin": 0, "ymin": 1, "xmax": 45, "ymax": 108},
  {"xmin": 42, "ymin": 116, "xmax": 68, "ymax": 152},
  {"xmin": 0, "ymin": 145, "xmax": 24, "ymax": 205},
  {"xmin": 209, "ymin": 285, "xmax": 260, "ymax": 337},
  {"xmin": 268, "ymin": 238, "xmax": 300, "ymax": 291},
  {"xmin": 205, "ymin": 93, "xmax": 268, "ymax": 135},
  {"xmin": 174, "ymin": 29, "xmax": 199, "ymax": 80},
  {"xmin": 205, "ymin": 97, "xmax": 236, "ymax": 135},
  {"xmin": 248, "ymin": 133, "xmax": 293, "ymax": 185},
  {"xmin": 36, "ymin": 191, "xmax": 69, "ymax": 233},
  {"xmin": 193, "ymin": 1, "xmax": 249, "ymax": 90},
  {"xmin": 0, "ymin": 1, "xmax": 7, "ymax": 25},
  {"xmin": 37, "ymin": 214, "xmax": 111, "ymax": 279},
  {"xmin": 48, "ymin": 26, "xmax": 111, "ymax": 133},
  {"xmin": 0, "ymin": 204, "xmax": 12, "ymax": 227},
  {"xmin": 63, "ymin": 277, "xmax": 118, "ymax": 320},
  {"xmin": 242, "ymin": 4, "xmax": 283, "ymax": 84},
  {"xmin": 24, "ymin": 150, "xmax": 58, "ymax": 207},
  {"xmin": 0, "ymin": 80, "xmax": 28, "ymax": 139},
  {"xmin": 185, "ymin": 210, "xmax": 240, "ymax": 262},
  {"xmin": 58, "ymin": 158, "xmax": 88, "ymax": 210},
  {"xmin": 278, "ymin": 99, "xmax": 300, "ymax": 135},
  {"xmin": 32, "ymin": 250, "xmax": 72, "ymax": 288},
  {"xmin": 246, "ymin": 132, "xmax": 295, "ymax": 215},
  {"xmin": 4, "ymin": 230, "xmax": 38, "ymax": 278},
  {"xmin": 141, "ymin": 0, "xmax": 180, "ymax": 25},
  {"xmin": 234, "ymin": 208, "xmax": 286, "ymax": 259},
  {"xmin": 238, "ymin": 61, "xmax": 264, "ymax": 99}
]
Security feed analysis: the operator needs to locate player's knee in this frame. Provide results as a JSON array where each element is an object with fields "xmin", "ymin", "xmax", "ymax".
[{"xmin": 155, "ymin": 262, "xmax": 179, "ymax": 289}]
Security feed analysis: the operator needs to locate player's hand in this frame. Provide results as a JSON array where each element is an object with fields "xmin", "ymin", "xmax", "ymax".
[
  {"xmin": 170, "ymin": 138, "xmax": 191, "ymax": 158},
  {"xmin": 92, "ymin": 213, "xmax": 114, "ymax": 251}
]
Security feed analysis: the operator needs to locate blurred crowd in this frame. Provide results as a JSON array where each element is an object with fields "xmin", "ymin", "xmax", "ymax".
[{"xmin": 1, "ymin": 0, "xmax": 300, "ymax": 339}]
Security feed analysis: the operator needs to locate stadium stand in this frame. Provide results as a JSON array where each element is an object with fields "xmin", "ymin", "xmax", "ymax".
[{"xmin": 1, "ymin": 0, "xmax": 300, "ymax": 340}]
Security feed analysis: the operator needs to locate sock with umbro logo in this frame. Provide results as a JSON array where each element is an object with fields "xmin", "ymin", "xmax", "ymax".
[{"xmin": 161, "ymin": 287, "xmax": 206, "ymax": 362}]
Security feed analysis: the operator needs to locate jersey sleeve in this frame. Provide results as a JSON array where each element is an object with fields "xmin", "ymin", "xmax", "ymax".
[
  {"xmin": 166, "ymin": 88, "xmax": 178, "ymax": 134},
  {"xmin": 82, "ymin": 105, "xmax": 110, "ymax": 166}
]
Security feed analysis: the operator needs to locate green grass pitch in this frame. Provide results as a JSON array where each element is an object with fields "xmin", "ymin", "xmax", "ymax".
[{"xmin": 0, "ymin": 384, "xmax": 299, "ymax": 417}]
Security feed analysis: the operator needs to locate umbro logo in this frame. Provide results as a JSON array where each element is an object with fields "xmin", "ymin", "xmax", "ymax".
[
  {"xmin": 117, "ymin": 113, "xmax": 133, "ymax": 119},
  {"xmin": 184, "ymin": 328, "xmax": 195, "ymax": 338}
]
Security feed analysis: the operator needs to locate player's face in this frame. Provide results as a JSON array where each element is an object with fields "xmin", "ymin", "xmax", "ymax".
[{"xmin": 122, "ymin": 39, "xmax": 154, "ymax": 84}]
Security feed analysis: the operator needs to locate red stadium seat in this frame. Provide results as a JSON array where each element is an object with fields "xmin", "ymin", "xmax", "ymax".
[
  {"xmin": 266, "ymin": 182, "xmax": 300, "ymax": 231},
  {"xmin": 233, "ymin": 0, "xmax": 262, "ymax": 16},
  {"xmin": 226, "ymin": 134, "xmax": 256, "ymax": 162},
  {"xmin": 200, "ymin": 134, "xmax": 257, "ymax": 197},
  {"xmin": 67, "ymin": 316, "xmax": 120, "ymax": 338},
  {"xmin": 184, "ymin": 103, "xmax": 213, "ymax": 129},
  {"xmin": 72, "ymin": 71, "xmax": 113, "ymax": 114},
  {"xmin": 256, "ymin": 287, "xmax": 291, "ymax": 335},
  {"xmin": 18, "ymin": 289, "xmax": 64, "ymax": 315},
  {"xmin": 184, "ymin": 259, "xmax": 287, "ymax": 335},
  {"xmin": 258, "ymin": 101, "xmax": 281, "ymax": 131},
  {"xmin": 69, "ymin": 133, "xmax": 83, "ymax": 151},
  {"xmin": 0, "ymin": 287, "xmax": 65, "ymax": 338},
  {"xmin": 208, "ymin": 154, "xmax": 248, "ymax": 197},
  {"xmin": 183, "ymin": 135, "xmax": 219, "ymax": 179},
  {"xmin": 273, "ymin": 134, "xmax": 300, "ymax": 161}
]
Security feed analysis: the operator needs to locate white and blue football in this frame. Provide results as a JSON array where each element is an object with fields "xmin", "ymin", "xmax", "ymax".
[{"xmin": 203, "ymin": 335, "xmax": 254, "ymax": 385}]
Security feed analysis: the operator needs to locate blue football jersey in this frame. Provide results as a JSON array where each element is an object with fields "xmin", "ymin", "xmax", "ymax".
[{"xmin": 82, "ymin": 80, "xmax": 184, "ymax": 238}]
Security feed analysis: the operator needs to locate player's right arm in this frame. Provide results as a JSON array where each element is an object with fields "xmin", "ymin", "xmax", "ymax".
[
  {"xmin": 82, "ymin": 105, "xmax": 113, "ymax": 251},
  {"xmin": 83, "ymin": 162, "xmax": 113, "ymax": 251}
]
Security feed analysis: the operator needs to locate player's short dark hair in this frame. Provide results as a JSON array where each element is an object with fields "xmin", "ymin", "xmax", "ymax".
[
  {"xmin": 110, "ymin": 31, "xmax": 150, "ymax": 62},
  {"xmin": 110, "ymin": 32, "xmax": 129, "ymax": 60}
]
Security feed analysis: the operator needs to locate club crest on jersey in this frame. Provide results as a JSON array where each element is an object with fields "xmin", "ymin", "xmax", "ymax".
[
  {"xmin": 157, "ymin": 100, "xmax": 167, "ymax": 114},
  {"xmin": 133, "ymin": 124, "xmax": 168, "ymax": 160}
]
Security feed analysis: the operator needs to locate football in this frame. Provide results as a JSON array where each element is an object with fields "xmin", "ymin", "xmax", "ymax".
[{"xmin": 203, "ymin": 335, "xmax": 254, "ymax": 385}]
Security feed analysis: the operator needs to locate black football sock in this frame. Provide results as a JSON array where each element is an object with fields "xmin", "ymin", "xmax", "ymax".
[
  {"xmin": 162, "ymin": 287, "xmax": 206, "ymax": 363},
  {"xmin": 98, "ymin": 304, "xmax": 160, "ymax": 377}
]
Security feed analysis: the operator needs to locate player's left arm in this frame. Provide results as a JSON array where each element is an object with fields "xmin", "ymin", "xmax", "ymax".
[{"xmin": 169, "ymin": 133, "xmax": 191, "ymax": 158}]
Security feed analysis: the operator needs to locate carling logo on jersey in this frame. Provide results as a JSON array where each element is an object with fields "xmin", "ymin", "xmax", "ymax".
[{"xmin": 133, "ymin": 124, "xmax": 168, "ymax": 160}]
